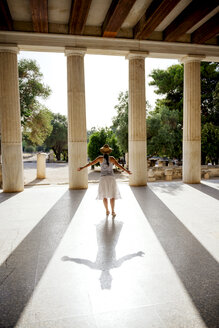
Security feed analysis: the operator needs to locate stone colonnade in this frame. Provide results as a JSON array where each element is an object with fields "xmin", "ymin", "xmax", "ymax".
[{"xmin": 0, "ymin": 45, "xmax": 203, "ymax": 192}]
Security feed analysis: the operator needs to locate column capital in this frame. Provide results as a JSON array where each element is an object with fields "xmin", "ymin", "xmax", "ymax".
[
  {"xmin": 65, "ymin": 47, "xmax": 87, "ymax": 57},
  {"xmin": 0, "ymin": 43, "xmax": 19, "ymax": 54},
  {"xmin": 180, "ymin": 55, "xmax": 205, "ymax": 64},
  {"xmin": 126, "ymin": 51, "xmax": 149, "ymax": 60}
]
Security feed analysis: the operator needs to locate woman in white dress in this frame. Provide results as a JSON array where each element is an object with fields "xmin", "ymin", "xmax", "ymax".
[{"xmin": 77, "ymin": 144, "xmax": 131, "ymax": 217}]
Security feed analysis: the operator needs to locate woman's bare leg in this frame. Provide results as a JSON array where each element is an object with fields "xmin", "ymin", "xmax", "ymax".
[
  {"xmin": 110, "ymin": 198, "xmax": 115, "ymax": 216},
  {"xmin": 103, "ymin": 198, "xmax": 109, "ymax": 215}
]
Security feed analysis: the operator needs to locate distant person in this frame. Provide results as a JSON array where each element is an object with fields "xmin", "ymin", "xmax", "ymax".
[{"xmin": 77, "ymin": 144, "xmax": 132, "ymax": 217}]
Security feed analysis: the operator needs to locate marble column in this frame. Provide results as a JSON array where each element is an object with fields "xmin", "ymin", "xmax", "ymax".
[
  {"xmin": 0, "ymin": 45, "xmax": 24, "ymax": 192},
  {"xmin": 65, "ymin": 48, "xmax": 88, "ymax": 189},
  {"xmin": 182, "ymin": 55, "xmax": 203, "ymax": 184},
  {"xmin": 127, "ymin": 52, "xmax": 147, "ymax": 186}
]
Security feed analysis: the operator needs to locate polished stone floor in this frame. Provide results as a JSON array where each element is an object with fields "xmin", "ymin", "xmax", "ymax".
[{"xmin": 0, "ymin": 180, "xmax": 218, "ymax": 328}]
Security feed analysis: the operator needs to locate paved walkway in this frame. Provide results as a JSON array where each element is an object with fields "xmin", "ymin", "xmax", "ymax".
[
  {"xmin": 0, "ymin": 180, "xmax": 218, "ymax": 328},
  {"xmin": 23, "ymin": 162, "xmax": 129, "ymax": 186}
]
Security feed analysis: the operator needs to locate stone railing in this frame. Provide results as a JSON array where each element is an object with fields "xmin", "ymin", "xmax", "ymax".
[{"xmin": 147, "ymin": 165, "xmax": 219, "ymax": 182}]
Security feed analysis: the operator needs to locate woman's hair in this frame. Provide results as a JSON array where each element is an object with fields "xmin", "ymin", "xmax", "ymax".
[{"xmin": 104, "ymin": 153, "xmax": 109, "ymax": 166}]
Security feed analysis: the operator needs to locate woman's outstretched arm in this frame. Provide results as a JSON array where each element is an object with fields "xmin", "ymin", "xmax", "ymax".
[
  {"xmin": 77, "ymin": 156, "xmax": 102, "ymax": 171},
  {"xmin": 110, "ymin": 157, "xmax": 132, "ymax": 175}
]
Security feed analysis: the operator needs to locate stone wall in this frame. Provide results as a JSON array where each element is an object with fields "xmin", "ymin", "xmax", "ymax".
[{"xmin": 147, "ymin": 165, "xmax": 219, "ymax": 182}]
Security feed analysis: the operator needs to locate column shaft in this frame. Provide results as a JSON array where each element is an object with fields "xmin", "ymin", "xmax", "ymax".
[
  {"xmin": 66, "ymin": 48, "xmax": 88, "ymax": 189},
  {"xmin": 0, "ymin": 47, "xmax": 24, "ymax": 192},
  {"xmin": 128, "ymin": 54, "xmax": 147, "ymax": 186},
  {"xmin": 183, "ymin": 57, "xmax": 201, "ymax": 183}
]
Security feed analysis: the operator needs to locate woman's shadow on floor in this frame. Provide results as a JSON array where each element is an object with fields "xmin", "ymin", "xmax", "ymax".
[{"xmin": 62, "ymin": 218, "xmax": 144, "ymax": 289}]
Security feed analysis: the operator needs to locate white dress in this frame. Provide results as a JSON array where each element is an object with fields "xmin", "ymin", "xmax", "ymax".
[{"xmin": 96, "ymin": 158, "xmax": 121, "ymax": 200}]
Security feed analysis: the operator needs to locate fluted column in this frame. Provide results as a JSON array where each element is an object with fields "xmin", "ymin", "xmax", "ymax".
[
  {"xmin": 65, "ymin": 48, "xmax": 87, "ymax": 189},
  {"xmin": 182, "ymin": 55, "xmax": 203, "ymax": 184},
  {"xmin": 127, "ymin": 52, "xmax": 147, "ymax": 186},
  {"xmin": 0, "ymin": 45, "xmax": 24, "ymax": 192}
]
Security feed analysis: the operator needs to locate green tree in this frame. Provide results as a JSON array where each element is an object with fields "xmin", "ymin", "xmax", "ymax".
[
  {"xmin": 88, "ymin": 128, "xmax": 121, "ymax": 164},
  {"xmin": 87, "ymin": 127, "xmax": 97, "ymax": 143},
  {"xmin": 23, "ymin": 105, "xmax": 53, "ymax": 146},
  {"xmin": 147, "ymin": 106, "xmax": 182, "ymax": 159},
  {"xmin": 201, "ymin": 123, "xmax": 219, "ymax": 164},
  {"xmin": 201, "ymin": 62, "xmax": 219, "ymax": 125},
  {"xmin": 112, "ymin": 91, "xmax": 128, "ymax": 154},
  {"xmin": 107, "ymin": 133, "xmax": 121, "ymax": 159},
  {"xmin": 19, "ymin": 59, "xmax": 51, "ymax": 125},
  {"xmin": 149, "ymin": 62, "xmax": 219, "ymax": 121},
  {"xmin": 112, "ymin": 91, "xmax": 151, "ymax": 155},
  {"xmin": 44, "ymin": 113, "xmax": 67, "ymax": 161},
  {"xmin": 88, "ymin": 129, "xmax": 107, "ymax": 162},
  {"xmin": 149, "ymin": 62, "xmax": 219, "ymax": 163},
  {"xmin": 149, "ymin": 64, "xmax": 184, "ymax": 113},
  {"xmin": 19, "ymin": 58, "xmax": 52, "ymax": 147}
]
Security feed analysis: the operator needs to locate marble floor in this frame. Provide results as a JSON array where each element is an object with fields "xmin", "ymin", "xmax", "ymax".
[{"xmin": 0, "ymin": 180, "xmax": 218, "ymax": 328}]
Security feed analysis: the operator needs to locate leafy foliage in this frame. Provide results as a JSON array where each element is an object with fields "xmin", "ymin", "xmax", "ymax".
[
  {"xmin": 18, "ymin": 59, "xmax": 53, "ymax": 147},
  {"xmin": 200, "ymin": 62, "xmax": 219, "ymax": 125},
  {"xmin": 24, "ymin": 145, "xmax": 35, "ymax": 153},
  {"xmin": 201, "ymin": 123, "xmax": 219, "ymax": 164},
  {"xmin": 112, "ymin": 91, "xmax": 151, "ymax": 154},
  {"xmin": 147, "ymin": 106, "xmax": 182, "ymax": 159},
  {"xmin": 87, "ymin": 127, "xmax": 97, "ymax": 143},
  {"xmin": 111, "ymin": 62, "xmax": 219, "ymax": 163},
  {"xmin": 44, "ymin": 113, "xmax": 67, "ymax": 161},
  {"xmin": 19, "ymin": 59, "xmax": 51, "ymax": 126},
  {"xmin": 149, "ymin": 62, "xmax": 219, "ymax": 163},
  {"xmin": 23, "ymin": 105, "xmax": 53, "ymax": 146},
  {"xmin": 112, "ymin": 91, "xmax": 128, "ymax": 154},
  {"xmin": 149, "ymin": 64, "xmax": 184, "ymax": 113},
  {"xmin": 88, "ymin": 129, "xmax": 107, "ymax": 162},
  {"xmin": 107, "ymin": 133, "xmax": 121, "ymax": 159},
  {"xmin": 87, "ymin": 128, "xmax": 121, "ymax": 164}
]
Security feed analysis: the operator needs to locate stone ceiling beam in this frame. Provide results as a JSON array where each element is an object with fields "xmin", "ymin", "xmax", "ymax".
[
  {"xmin": 30, "ymin": 0, "xmax": 48, "ymax": 33},
  {"xmin": 68, "ymin": 0, "xmax": 92, "ymax": 35},
  {"xmin": 191, "ymin": 13, "xmax": 219, "ymax": 44},
  {"xmin": 0, "ymin": 31, "xmax": 219, "ymax": 62},
  {"xmin": 102, "ymin": 0, "xmax": 137, "ymax": 38},
  {"xmin": 164, "ymin": 0, "xmax": 218, "ymax": 42},
  {"xmin": 134, "ymin": 0, "xmax": 181, "ymax": 40}
]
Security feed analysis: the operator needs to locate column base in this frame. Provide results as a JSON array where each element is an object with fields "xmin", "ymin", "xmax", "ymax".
[
  {"xmin": 68, "ymin": 141, "xmax": 88, "ymax": 189},
  {"xmin": 183, "ymin": 140, "xmax": 201, "ymax": 184},
  {"xmin": 129, "ymin": 140, "xmax": 147, "ymax": 186},
  {"xmin": 2, "ymin": 143, "xmax": 24, "ymax": 192}
]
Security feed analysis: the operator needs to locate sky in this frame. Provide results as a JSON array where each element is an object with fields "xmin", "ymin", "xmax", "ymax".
[{"xmin": 18, "ymin": 51, "xmax": 177, "ymax": 129}]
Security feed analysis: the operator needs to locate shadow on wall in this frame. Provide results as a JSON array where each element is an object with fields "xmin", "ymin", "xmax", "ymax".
[
  {"xmin": 62, "ymin": 218, "xmax": 144, "ymax": 290},
  {"xmin": 131, "ymin": 186, "xmax": 219, "ymax": 328},
  {"xmin": 0, "ymin": 189, "xmax": 86, "ymax": 328}
]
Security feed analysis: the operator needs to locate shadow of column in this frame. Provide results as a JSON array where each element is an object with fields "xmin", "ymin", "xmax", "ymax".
[
  {"xmin": 0, "ymin": 189, "xmax": 86, "ymax": 328},
  {"xmin": 131, "ymin": 186, "xmax": 219, "ymax": 328},
  {"xmin": 188, "ymin": 183, "xmax": 219, "ymax": 201},
  {"xmin": 62, "ymin": 219, "xmax": 144, "ymax": 289},
  {"xmin": 0, "ymin": 191, "xmax": 20, "ymax": 204}
]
